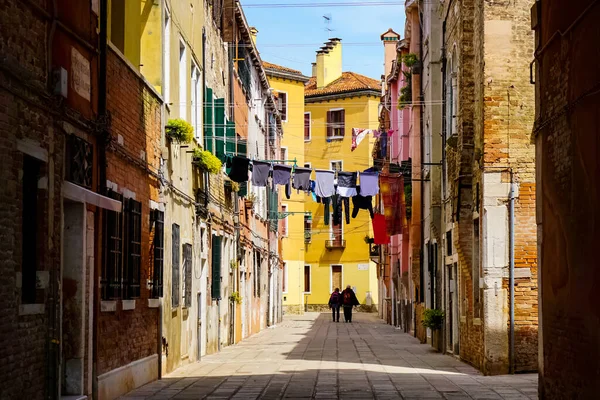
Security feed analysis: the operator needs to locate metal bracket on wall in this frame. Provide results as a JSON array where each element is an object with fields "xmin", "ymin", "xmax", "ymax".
[{"xmin": 267, "ymin": 211, "xmax": 312, "ymax": 220}]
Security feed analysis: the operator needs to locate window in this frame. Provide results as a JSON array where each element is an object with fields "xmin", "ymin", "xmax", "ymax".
[
  {"xmin": 191, "ymin": 63, "xmax": 202, "ymax": 141},
  {"xmin": 211, "ymin": 235, "xmax": 222, "ymax": 300},
  {"xmin": 22, "ymin": 156, "xmax": 40, "ymax": 304},
  {"xmin": 151, "ymin": 210, "xmax": 164, "ymax": 298},
  {"xmin": 330, "ymin": 160, "xmax": 343, "ymax": 172},
  {"xmin": 172, "ymin": 224, "xmax": 180, "ymax": 307},
  {"xmin": 183, "ymin": 243, "xmax": 192, "ymax": 308},
  {"xmin": 446, "ymin": 230, "xmax": 453, "ymax": 256},
  {"xmin": 304, "ymin": 112, "xmax": 311, "ymax": 141},
  {"xmin": 473, "ymin": 218, "xmax": 481, "ymax": 317},
  {"xmin": 326, "ymin": 109, "xmax": 345, "ymax": 138},
  {"xmin": 330, "ymin": 215, "xmax": 343, "ymax": 244},
  {"xmin": 163, "ymin": 10, "xmax": 170, "ymax": 101},
  {"xmin": 304, "ymin": 214, "xmax": 312, "ymax": 243},
  {"xmin": 280, "ymin": 204, "xmax": 288, "ymax": 237},
  {"xmin": 102, "ymin": 190, "xmax": 124, "ymax": 300},
  {"xmin": 280, "ymin": 147, "xmax": 287, "ymax": 162},
  {"xmin": 331, "ymin": 265, "xmax": 342, "ymax": 292},
  {"xmin": 282, "ymin": 262, "xmax": 287, "ymax": 293},
  {"xmin": 254, "ymin": 251, "xmax": 261, "ymax": 297},
  {"xmin": 304, "ymin": 265, "xmax": 311, "ymax": 293},
  {"xmin": 179, "ymin": 40, "xmax": 187, "ymax": 120},
  {"xmin": 124, "ymin": 199, "xmax": 142, "ymax": 299},
  {"xmin": 277, "ymin": 91, "xmax": 287, "ymax": 121}
]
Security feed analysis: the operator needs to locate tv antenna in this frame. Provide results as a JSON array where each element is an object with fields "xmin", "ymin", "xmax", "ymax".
[{"xmin": 323, "ymin": 14, "xmax": 334, "ymax": 33}]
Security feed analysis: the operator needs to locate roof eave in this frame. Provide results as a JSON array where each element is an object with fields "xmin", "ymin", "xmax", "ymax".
[
  {"xmin": 305, "ymin": 89, "xmax": 381, "ymax": 103},
  {"xmin": 265, "ymin": 68, "xmax": 310, "ymax": 83}
]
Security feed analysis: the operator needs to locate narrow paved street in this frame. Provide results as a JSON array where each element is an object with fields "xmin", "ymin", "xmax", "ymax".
[{"xmin": 121, "ymin": 313, "xmax": 537, "ymax": 400}]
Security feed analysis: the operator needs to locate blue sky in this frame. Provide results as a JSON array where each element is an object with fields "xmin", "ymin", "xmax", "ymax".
[{"xmin": 241, "ymin": 2, "xmax": 405, "ymax": 79}]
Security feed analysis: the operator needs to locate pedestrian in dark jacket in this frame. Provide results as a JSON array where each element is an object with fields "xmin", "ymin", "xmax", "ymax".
[
  {"xmin": 341, "ymin": 285, "xmax": 360, "ymax": 323},
  {"xmin": 328, "ymin": 288, "xmax": 342, "ymax": 322}
]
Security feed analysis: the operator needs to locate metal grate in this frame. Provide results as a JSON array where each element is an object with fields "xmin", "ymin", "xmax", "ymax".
[
  {"xmin": 183, "ymin": 243, "xmax": 192, "ymax": 308},
  {"xmin": 66, "ymin": 134, "xmax": 93, "ymax": 188},
  {"xmin": 151, "ymin": 210, "xmax": 164, "ymax": 298},
  {"xmin": 102, "ymin": 190, "xmax": 124, "ymax": 300},
  {"xmin": 124, "ymin": 199, "xmax": 142, "ymax": 299},
  {"xmin": 172, "ymin": 224, "xmax": 180, "ymax": 308}
]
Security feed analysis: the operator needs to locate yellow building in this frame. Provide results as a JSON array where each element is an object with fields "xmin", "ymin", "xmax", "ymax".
[
  {"xmin": 303, "ymin": 39, "xmax": 381, "ymax": 310},
  {"xmin": 263, "ymin": 61, "xmax": 310, "ymax": 314}
]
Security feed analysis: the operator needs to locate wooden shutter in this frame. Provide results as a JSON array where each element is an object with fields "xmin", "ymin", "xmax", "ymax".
[
  {"xmin": 172, "ymin": 224, "xmax": 180, "ymax": 307},
  {"xmin": 339, "ymin": 109, "xmax": 346, "ymax": 136},
  {"xmin": 152, "ymin": 210, "xmax": 164, "ymax": 298},
  {"xmin": 304, "ymin": 265, "xmax": 311, "ymax": 292},
  {"xmin": 326, "ymin": 111, "xmax": 332, "ymax": 137},
  {"xmin": 304, "ymin": 113, "xmax": 310, "ymax": 140},
  {"xmin": 214, "ymin": 98, "xmax": 225, "ymax": 161},
  {"xmin": 125, "ymin": 198, "xmax": 142, "ymax": 299},
  {"xmin": 211, "ymin": 235, "xmax": 222, "ymax": 299},
  {"xmin": 183, "ymin": 243, "xmax": 192, "ymax": 308},
  {"xmin": 280, "ymin": 93, "xmax": 287, "ymax": 120},
  {"xmin": 204, "ymin": 87, "xmax": 213, "ymax": 151}
]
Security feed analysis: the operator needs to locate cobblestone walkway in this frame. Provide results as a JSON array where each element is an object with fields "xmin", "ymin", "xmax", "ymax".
[{"xmin": 120, "ymin": 313, "xmax": 538, "ymax": 400}]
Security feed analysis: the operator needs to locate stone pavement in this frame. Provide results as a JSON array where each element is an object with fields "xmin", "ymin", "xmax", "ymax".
[{"xmin": 120, "ymin": 313, "xmax": 538, "ymax": 400}]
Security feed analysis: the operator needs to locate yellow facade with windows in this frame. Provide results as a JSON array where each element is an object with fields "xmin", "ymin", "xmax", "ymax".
[
  {"xmin": 304, "ymin": 39, "xmax": 381, "ymax": 310},
  {"xmin": 263, "ymin": 62, "xmax": 310, "ymax": 314}
]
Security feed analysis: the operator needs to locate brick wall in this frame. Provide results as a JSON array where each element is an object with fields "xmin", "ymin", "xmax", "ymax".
[
  {"xmin": 535, "ymin": 0, "xmax": 600, "ymax": 396},
  {"xmin": 97, "ymin": 48, "xmax": 161, "ymax": 375}
]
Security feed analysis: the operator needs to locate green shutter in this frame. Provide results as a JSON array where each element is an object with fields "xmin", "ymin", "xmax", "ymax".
[
  {"xmin": 267, "ymin": 186, "xmax": 278, "ymax": 232},
  {"xmin": 214, "ymin": 98, "xmax": 225, "ymax": 161},
  {"xmin": 204, "ymin": 87, "xmax": 213, "ymax": 151},
  {"xmin": 211, "ymin": 235, "xmax": 222, "ymax": 299},
  {"xmin": 237, "ymin": 138, "xmax": 247, "ymax": 157},
  {"xmin": 226, "ymin": 120, "xmax": 236, "ymax": 155},
  {"xmin": 238, "ymin": 181, "xmax": 247, "ymax": 198}
]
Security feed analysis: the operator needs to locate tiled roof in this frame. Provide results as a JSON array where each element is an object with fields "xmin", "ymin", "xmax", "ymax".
[
  {"xmin": 305, "ymin": 72, "xmax": 381, "ymax": 98},
  {"xmin": 263, "ymin": 61, "xmax": 304, "ymax": 76}
]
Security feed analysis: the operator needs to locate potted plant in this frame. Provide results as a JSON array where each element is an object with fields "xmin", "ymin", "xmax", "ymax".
[
  {"xmin": 192, "ymin": 148, "xmax": 222, "ymax": 174},
  {"xmin": 422, "ymin": 308, "xmax": 445, "ymax": 351},
  {"xmin": 245, "ymin": 192, "xmax": 257, "ymax": 209},
  {"xmin": 166, "ymin": 118, "xmax": 194, "ymax": 143},
  {"xmin": 229, "ymin": 291, "xmax": 242, "ymax": 304},
  {"xmin": 364, "ymin": 235, "xmax": 374, "ymax": 244}
]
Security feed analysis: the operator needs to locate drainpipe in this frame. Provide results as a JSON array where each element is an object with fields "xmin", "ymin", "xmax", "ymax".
[{"xmin": 509, "ymin": 171, "xmax": 515, "ymax": 373}]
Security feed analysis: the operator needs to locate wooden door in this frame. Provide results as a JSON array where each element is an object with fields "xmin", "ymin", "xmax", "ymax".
[{"xmin": 332, "ymin": 265, "xmax": 342, "ymax": 292}]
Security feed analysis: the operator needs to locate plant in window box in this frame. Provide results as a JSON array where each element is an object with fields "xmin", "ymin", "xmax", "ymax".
[
  {"xmin": 166, "ymin": 118, "xmax": 194, "ymax": 144},
  {"xmin": 229, "ymin": 291, "xmax": 242, "ymax": 304},
  {"xmin": 192, "ymin": 148, "xmax": 222, "ymax": 174},
  {"xmin": 364, "ymin": 235, "xmax": 374, "ymax": 244},
  {"xmin": 230, "ymin": 181, "xmax": 240, "ymax": 192},
  {"xmin": 245, "ymin": 192, "xmax": 257, "ymax": 208}
]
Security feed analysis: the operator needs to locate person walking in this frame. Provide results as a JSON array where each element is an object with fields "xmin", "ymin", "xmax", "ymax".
[
  {"xmin": 341, "ymin": 285, "xmax": 360, "ymax": 323},
  {"xmin": 328, "ymin": 288, "xmax": 342, "ymax": 322}
]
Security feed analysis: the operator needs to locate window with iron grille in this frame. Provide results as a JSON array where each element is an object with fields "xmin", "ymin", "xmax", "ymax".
[
  {"xmin": 22, "ymin": 155, "xmax": 40, "ymax": 304},
  {"xmin": 211, "ymin": 235, "xmax": 222, "ymax": 299},
  {"xmin": 123, "ymin": 199, "xmax": 142, "ymax": 299},
  {"xmin": 102, "ymin": 190, "xmax": 124, "ymax": 300},
  {"xmin": 172, "ymin": 224, "xmax": 180, "ymax": 308},
  {"xmin": 183, "ymin": 243, "xmax": 192, "ymax": 308},
  {"xmin": 151, "ymin": 210, "xmax": 164, "ymax": 298}
]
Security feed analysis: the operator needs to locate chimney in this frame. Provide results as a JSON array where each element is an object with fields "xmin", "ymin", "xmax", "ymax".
[
  {"xmin": 315, "ymin": 38, "xmax": 342, "ymax": 88},
  {"xmin": 311, "ymin": 62, "xmax": 317, "ymax": 77},
  {"xmin": 381, "ymin": 29, "xmax": 400, "ymax": 78},
  {"xmin": 250, "ymin": 27, "xmax": 258, "ymax": 44}
]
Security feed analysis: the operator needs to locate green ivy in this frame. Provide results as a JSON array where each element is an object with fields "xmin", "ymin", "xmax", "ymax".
[
  {"xmin": 422, "ymin": 308, "xmax": 445, "ymax": 330},
  {"xmin": 192, "ymin": 148, "xmax": 222, "ymax": 174},
  {"xmin": 229, "ymin": 291, "xmax": 242, "ymax": 304},
  {"xmin": 166, "ymin": 118, "xmax": 194, "ymax": 143}
]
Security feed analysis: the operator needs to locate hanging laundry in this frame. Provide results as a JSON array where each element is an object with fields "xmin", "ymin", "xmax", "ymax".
[
  {"xmin": 332, "ymin": 193, "xmax": 350, "ymax": 225},
  {"xmin": 293, "ymin": 167, "xmax": 312, "ymax": 191},
  {"xmin": 380, "ymin": 134, "xmax": 388, "ymax": 159},
  {"xmin": 310, "ymin": 180, "xmax": 317, "ymax": 202},
  {"xmin": 373, "ymin": 130, "xmax": 382, "ymax": 138},
  {"xmin": 380, "ymin": 174, "xmax": 403, "ymax": 236},
  {"xmin": 372, "ymin": 213, "xmax": 390, "ymax": 245},
  {"xmin": 227, "ymin": 156, "xmax": 250, "ymax": 183},
  {"xmin": 323, "ymin": 196, "xmax": 332, "ymax": 225},
  {"xmin": 272, "ymin": 164, "xmax": 292, "ymax": 199},
  {"xmin": 352, "ymin": 188, "xmax": 374, "ymax": 219},
  {"xmin": 337, "ymin": 171, "xmax": 357, "ymax": 197},
  {"xmin": 315, "ymin": 170, "xmax": 335, "ymax": 198},
  {"xmin": 251, "ymin": 160, "xmax": 270, "ymax": 187},
  {"xmin": 351, "ymin": 128, "xmax": 372, "ymax": 151},
  {"xmin": 359, "ymin": 171, "xmax": 379, "ymax": 196}
]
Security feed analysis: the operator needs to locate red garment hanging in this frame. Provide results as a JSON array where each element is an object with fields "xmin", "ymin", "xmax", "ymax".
[{"xmin": 372, "ymin": 213, "xmax": 390, "ymax": 245}]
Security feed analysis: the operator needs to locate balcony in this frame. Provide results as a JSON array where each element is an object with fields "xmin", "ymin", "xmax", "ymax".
[
  {"xmin": 370, "ymin": 244, "xmax": 381, "ymax": 263},
  {"xmin": 325, "ymin": 239, "xmax": 346, "ymax": 250}
]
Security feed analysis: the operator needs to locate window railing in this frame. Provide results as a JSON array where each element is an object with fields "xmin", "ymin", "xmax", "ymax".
[{"xmin": 325, "ymin": 239, "xmax": 346, "ymax": 249}]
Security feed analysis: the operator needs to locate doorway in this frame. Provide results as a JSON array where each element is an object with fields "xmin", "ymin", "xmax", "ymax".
[
  {"xmin": 447, "ymin": 262, "xmax": 459, "ymax": 354},
  {"xmin": 197, "ymin": 292, "xmax": 202, "ymax": 361},
  {"xmin": 331, "ymin": 265, "xmax": 342, "ymax": 292}
]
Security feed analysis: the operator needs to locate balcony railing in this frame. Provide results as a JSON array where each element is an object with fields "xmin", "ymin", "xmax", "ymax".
[{"xmin": 325, "ymin": 239, "xmax": 346, "ymax": 249}]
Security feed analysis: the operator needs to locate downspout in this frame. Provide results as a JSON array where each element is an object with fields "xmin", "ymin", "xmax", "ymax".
[
  {"xmin": 92, "ymin": 0, "xmax": 108, "ymax": 399},
  {"xmin": 509, "ymin": 172, "xmax": 515, "ymax": 373}
]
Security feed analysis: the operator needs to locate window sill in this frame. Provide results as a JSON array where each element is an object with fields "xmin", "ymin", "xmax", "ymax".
[
  {"xmin": 101, "ymin": 300, "xmax": 117, "ymax": 312},
  {"xmin": 122, "ymin": 300, "xmax": 136, "ymax": 311},
  {"xmin": 304, "ymin": 139, "xmax": 311, "ymax": 142},
  {"xmin": 148, "ymin": 298, "xmax": 161, "ymax": 308},
  {"xmin": 19, "ymin": 304, "xmax": 45, "ymax": 316},
  {"xmin": 327, "ymin": 136, "xmax": 344, "ymax": 141},
  {"xmin": 473, "ymin": 317, "xmax": 482, "ymax": 326}
]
